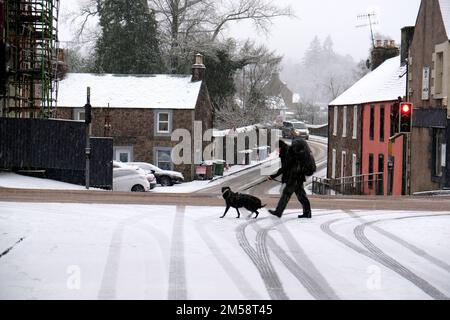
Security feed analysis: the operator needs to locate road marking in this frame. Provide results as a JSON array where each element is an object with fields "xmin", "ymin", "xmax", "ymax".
[{"xmin": 168, "ymin": 206, "xmax": 187, "ymax": 300}]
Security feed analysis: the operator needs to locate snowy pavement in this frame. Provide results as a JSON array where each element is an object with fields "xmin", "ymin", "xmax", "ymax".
[
  {"xmin": 0, "ymin": 202, "xmax": 449, "ymax": 300},
  {"xmin": 0, "ymin": 172, "xmax": 99, "ymax": 191}
]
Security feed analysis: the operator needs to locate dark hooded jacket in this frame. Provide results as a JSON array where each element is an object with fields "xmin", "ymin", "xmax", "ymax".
[{"xmin": 270, "ymin": 139, "xmax": 316, "ymax": 185}]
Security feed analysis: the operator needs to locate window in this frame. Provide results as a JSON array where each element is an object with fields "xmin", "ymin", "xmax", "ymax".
[
  {"xmin": 368, "ymin": 154, "xmax": 374, "ymax": 188},
  {"xmin": 158, "ymin": 112, "xmax": 170, "ymax": 133},
  {"xmin": 155, "ymin": 110, "xmax": 173, "ymax": 136},
  {"xmin": 114, "ymin": 147, "xmax": 133, "ymax": 163},
  {"xmin": 369, "ymin": 105, "xmax": 375, "ymax": 141},
  {"xmin": 352, "ymin": 154, "xmax": 357, "ymax": 186},
  {"xmin": 332, "ymin": 149, "xmax": 337, "ymax": 178},
  {"xmin": 380, "ymin": 105, "xmax": 385, "ymax": 142},
  {"xmin": 390, "ymin": 102, "xmax": 400, "ymax": 137},
  {"xmin": 155, "ymin": 148, "xmax": 173, "ymax": 171},
  {"xmin": 341, "ymin": 151, "xmax": 347, "ymax": 178},
  {"xmin": 333, "ymin": 107, "xmax": 338, "ymax": 136},
  {"xmin": 435, "ymin": 52, "xmax": 444, "ymax": 95},
  {"xmin": 74, "ymin": 109, "xmax": 85, "ymax": 121},
  {"xmin": 353, "ymin": 106, "xmax": 358, "ymax": 139},
  {"xmin": 434, "ymin": 130, "xmax": 445, "ymax": 177},
  {"xmin": 378, "ymin": 154, "xmax": 385, "ymax": 195},
  {"xmin": 342, "ymin": 106, "xmax": 347, "ymax": 138}
]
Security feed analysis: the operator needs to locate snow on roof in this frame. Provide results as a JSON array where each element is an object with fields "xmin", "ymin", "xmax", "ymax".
[
  {"xmin": 58, "ymin": 73, "xmax": 202, "ymax": 109},
  {"xmin": 439, "ymin": 0, "xmax": 450, "ymax": 38},
  {"xmin": 268, "ymin": 96, "xmax": 288, "ymax": 110},
  {"xmin": 330, "ymin": 56, "xmax": 406, "ymax": 106}
]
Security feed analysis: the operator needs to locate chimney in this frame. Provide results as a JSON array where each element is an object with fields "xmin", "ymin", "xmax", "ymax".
[
  {"xmin": 191, "ymin": 53, "xmax": 205, "ymax": 82},
  {"xmin": 370, "ymin": 37, "xmax": 400, "ymax": 71},
  {"xmin": 401, "ymin": 26, "xmax": 415, "ymax": 66}
]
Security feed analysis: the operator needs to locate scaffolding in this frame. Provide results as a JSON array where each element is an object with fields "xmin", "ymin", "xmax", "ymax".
[{"xmin": 1, "ymin": 0, "xmax": 60, "ymax": 118}]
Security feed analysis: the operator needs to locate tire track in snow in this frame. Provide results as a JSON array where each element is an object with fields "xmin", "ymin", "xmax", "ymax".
[
  {"xmin": 320, "ymin": 213, "xmax": 450, "ymax": 300},
  {"xmin": 195, "ymin": 216, "xmax": 264, "ymax": 300},
  {"xmin": 95, "ymin": 208, "xmax": 171, "ymax": 300},
  {"xmin": 168, "ymin": 206, "xmax": 187, "ymax": 300},
  {"xmin": 345, "ymin": 211, "xmax": 450, "ymax": 274},
  {"xmin": 354, "ymin": 214, "xmax": 450, "ymax": 300},
  {"xmin": 267, "ymin": 218, "xmax": 340, "ymax": 300},
  {"xmin": 254, "ymin": 220, "xmax": 329, "ymax": 300},
  {"xmin": 235, "ymin": 210, "xmax": 341, "ymax": 300},
  {"xmin": 133, "ymin": 219, "xmax": 171, "ymax": 299},
  {"xmin": 98, "ymin": 213, "xmax": 149, "ymax": 299},
  {"xmin": 236, "ymin": 218, "xmax": 288, "ymax": 300}
]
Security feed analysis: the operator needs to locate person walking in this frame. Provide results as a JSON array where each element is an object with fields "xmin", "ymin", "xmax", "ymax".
[{"xmin": 268, "ymin": 138, "xmax": 316, "ymax": 219}]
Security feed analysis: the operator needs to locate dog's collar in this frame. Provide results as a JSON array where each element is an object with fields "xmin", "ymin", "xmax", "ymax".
[{"xmin": 222, "ymin": 189, "xmax": 231, "ymax": 195}]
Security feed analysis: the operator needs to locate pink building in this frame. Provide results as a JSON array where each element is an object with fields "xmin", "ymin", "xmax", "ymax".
[
  {"xmin": 328, "ymin": 56, "xmax": 407, "ymax": 195},
  {"xmin": 361, "ymin": 101, "xmax": 405, "ymax": 196}
]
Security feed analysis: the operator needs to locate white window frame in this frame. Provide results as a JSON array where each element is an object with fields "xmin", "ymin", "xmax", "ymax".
[
  {"xmin": 432, "ymin": 42, "xmax": 450, "ymax": 100},
  {"xmin": 342, "ymin": 106, "xmax": 347, "ymax": 138},
  {"xmin": 74, "ymin": 109, "xmax": 85, "ymax": 121},
  {"xmin": 333, "ymin": 106, "xmax": 338, "ymax": 136},
  {"xmin": 435, "ymin": 51, "xmax": 444, "ymax": 95},
  {"xmin": 352, "ymin": 154, "xmax": 358, "ymax": 185},
  {"xmin": 332, "ymin": 149, "xmax": 337, "ymax": 179},
  {"xmin": 114, "ymin": 147, "xmax": 133, "ymax": 163},
  {"xmin": 353, "ymin": 106, "xmax": 358, "ymax": 139},
  {"xmin": 442, "ymin": 144, "xmax": 447, "ymax": 168},
  {"xmin": 157, "ymin": 111, "xmax": 171, "ymax": 134}
]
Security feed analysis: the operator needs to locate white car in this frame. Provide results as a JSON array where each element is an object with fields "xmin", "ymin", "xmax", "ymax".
[
  {"xmin": 129, "ymin": 162, "xmax": 184, "ymax": 186},
  {"xmin": 112, "ymin": 168, "xmax": 150, "ymax": 192},
  {"xmin": 112, "ymin": 161, "xmax": 153, "ymax": 192},
  {"xmin": 113, "ymin": 161, "xmax": 157, "ymax": 189}
]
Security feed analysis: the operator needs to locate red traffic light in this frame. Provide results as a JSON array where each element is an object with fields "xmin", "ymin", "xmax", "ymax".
[{"xmin": 401, "ymin": 103, "xmax": 412, "ymax": 114}]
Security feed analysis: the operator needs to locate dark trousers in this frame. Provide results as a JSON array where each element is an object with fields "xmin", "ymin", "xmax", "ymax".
[{"xmin": 275, "ymin": 181, "xmax": 311, "ymax": 216}]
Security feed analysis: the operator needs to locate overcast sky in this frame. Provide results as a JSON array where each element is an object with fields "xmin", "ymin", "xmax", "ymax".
[{"xmin": 59, "ymin": 0, "xmax": 422, "ymax": 63}]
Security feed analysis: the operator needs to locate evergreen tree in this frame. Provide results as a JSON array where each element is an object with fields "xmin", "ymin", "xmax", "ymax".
[
  {"xmin": 95, "ymin": 0, "xmax": 162, "ymax": 74},
  {"xmin": 203, "ymin": 48, "xmax": 247, "ymax": 110}
]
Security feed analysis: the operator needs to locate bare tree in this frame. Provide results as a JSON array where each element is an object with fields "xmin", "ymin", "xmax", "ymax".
[
  {"xmin": 215, "ymin": 41, "xmax": 282, "ymax": 129},
  {"xmin": 70, "ymin": 0, "xmax": 292, "ymax": 72}
]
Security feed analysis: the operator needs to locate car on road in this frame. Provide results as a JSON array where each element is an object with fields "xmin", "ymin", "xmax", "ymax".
[
  {"xmin": 129, "ymin": 162, "xmax": 184, "ymax": 187},
  {"xmin": 113, "ymin": 161, "xmax": 156, "ymax": 191},
  {"xmin": 282, "ymin": 121, "xmax": 310, "ymax": 140}
]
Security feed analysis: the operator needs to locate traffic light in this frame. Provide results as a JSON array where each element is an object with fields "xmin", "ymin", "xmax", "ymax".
[{"xmin": 400, "ymin": 102, "xmax": 412, "ymax": 133}]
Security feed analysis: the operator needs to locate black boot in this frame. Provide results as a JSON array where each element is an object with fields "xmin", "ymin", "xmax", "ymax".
[
  {"xmin": 298, "ymin": 211, "xmax": 312, "ymax": 219},
  {"xmin": 269, "ymin": 210, "xmax": 282, "ymax": 218}
]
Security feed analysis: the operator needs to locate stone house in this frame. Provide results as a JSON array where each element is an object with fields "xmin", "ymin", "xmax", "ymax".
[
  {"xmin": 56, "ymin": 56, "xmax": 213, "ymax": 181},
  {"xmin": 408, "ymin": 0, "xmax": 450, "ymax": 192}
]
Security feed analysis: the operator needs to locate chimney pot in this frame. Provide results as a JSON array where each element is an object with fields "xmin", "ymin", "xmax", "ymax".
[
  {"xmin": 192, "ymin": 53, "xmax": 206, "ymax": 82},
  {"xmin": 195, "ymin": 53, "xmax": 204, "ymax": 66}
]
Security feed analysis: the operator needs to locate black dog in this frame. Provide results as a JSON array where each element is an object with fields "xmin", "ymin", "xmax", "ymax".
[{"xmin": 221, "ymin": 187, "xmax": 266, "ymax": 219}]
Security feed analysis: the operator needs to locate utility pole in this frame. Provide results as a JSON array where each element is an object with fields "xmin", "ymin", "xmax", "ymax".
[{"xmin": 85, "ymin": 87, "xmax": 92, "ymax": 190}]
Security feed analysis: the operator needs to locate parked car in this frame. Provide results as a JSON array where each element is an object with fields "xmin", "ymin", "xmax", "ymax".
[
  {"xmin": 129, "ymin": 162, "xmax": 184, "ymax": 186},
  {"xmin": 282, "ymin": 121, "xmax": 310, "ymax": 140},
  {"xmin": 113, "ymin": 161, "xmax": 156, "ymax": 191},
  {"xmin": 112, "ymin": 167, "xmax": 150, "ymax": 192}
]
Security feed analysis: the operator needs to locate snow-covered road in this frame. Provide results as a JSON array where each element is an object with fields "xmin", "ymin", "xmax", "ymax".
[{"xmin": 0, "ymin": 202, "xmax": 449, "ymax": 300}]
